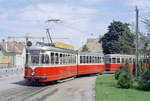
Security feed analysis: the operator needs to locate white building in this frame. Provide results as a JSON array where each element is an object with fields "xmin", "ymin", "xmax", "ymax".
[{"xmin": 0, "ymin": 41, "xmax": 25, "ymax": 68}]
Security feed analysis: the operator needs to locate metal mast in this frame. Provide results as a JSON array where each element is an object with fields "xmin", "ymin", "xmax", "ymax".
[{"xmin": 135, "ymin": 6, "xmax": 139, "ymax": 79}]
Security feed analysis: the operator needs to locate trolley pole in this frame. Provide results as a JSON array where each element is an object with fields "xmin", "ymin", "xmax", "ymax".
[{"xmin": 135, "ymin": 6, "xmax": 139, "ymax": 79}]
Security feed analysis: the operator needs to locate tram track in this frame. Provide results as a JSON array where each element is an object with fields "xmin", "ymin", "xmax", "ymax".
[{"xmin": 0, "ymin": 84, "xmax": 56, "ymax": 101}]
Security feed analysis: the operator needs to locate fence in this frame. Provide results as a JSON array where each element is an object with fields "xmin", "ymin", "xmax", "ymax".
[{"xmin": 0, "ymin": 67, "xmax": 24, "ymax": 78}]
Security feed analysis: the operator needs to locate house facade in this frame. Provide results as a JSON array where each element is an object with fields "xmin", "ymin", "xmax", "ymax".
[{"xmin": 0, "ymin": 41, "xmax": 25, "ymax": 68}]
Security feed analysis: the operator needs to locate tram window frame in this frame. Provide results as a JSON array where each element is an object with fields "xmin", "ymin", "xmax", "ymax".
[
  {"xmin": 92, "ymin": 56, "xmax": 94, "ymax": 63},
  {"xmin": 74, "ymin": 55, "xmax": 76, "ymax": 64},
  {"xmin": 51, "ymin": 52, "xmax": 55, "ymax": 64},
  {"xmin": 94, "ymin": 57, "xmax": 96, "ymax": 63},
  {"xmin": 112, "ymin": 58, "xmax": 116, "ymax": 63},
  {"xmin": 87, "ymin": 56, "xmax": 89, "ymax": 63},
  {"xmin": 54, "ymin": 53, "xmax": 59, "ymax": 64},
  {"xmin": 100, "ymin": 57, "xmax": 102, "ymax": 63},
  {"xmin": 63, "ymin": 54, "xmax": 65, "ymax": 64},
  {"xmin": 85, "ymin": 56, "xmax": 88, "ymax": 63},
  {"xmin": 129, "ymin": 58, "xmax": 132, "ymax": 63},
  {"xmin": 60, "ymin": 53, "xmax": 63, "ymax": 64},
  {"xmin": 122, "ymin": 58, "xmax": 125, "ymax": 63},
  {"xmin": 31, "ymin": 55, "xmax": 40, "ymax": 64},
  {"xmin": 82, "ymin": 56, "xmax": 85, "ymax": 63},
  {"xmin": 88, "ymin": 56, "xmax": 90, "ymax": 63},
  {"xmin": 117, "ymin": 58, "xmax": 120, "ymax": 63},
  {"xmin": 109, "ymin": 58, "xmax": 111, "ymax": 63},
  {"xmin": 80, "ymin": 56, "xmax": 82, "ymax": 64},
  {"xmin": 41, "ymin": 54, "xmax": 50, "ymax": 64},
  {"xmin": 68, "ymin": 54, "xmax": 71, "ymax": 64},
  {"xmin": 101, "ymin": 57, "xmax": 104, "ymax": 63}
]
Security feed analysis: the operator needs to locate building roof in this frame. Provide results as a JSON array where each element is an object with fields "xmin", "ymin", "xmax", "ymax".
[{"xmin": 0, "ymin": 42, "xmax": 25, "ymax": 53}]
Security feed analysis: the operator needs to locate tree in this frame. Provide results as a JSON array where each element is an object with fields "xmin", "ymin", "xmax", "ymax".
[
  {"xmin": 101, "ymin": 21, "xmax": 135, "ymax": 54},
  {"xmin": 81, "ymin": 45, "xmax": 89, "ymax": 52},
  {"xmin": 142, "ymin": 18, "xmax": 150, "ymax": 34},
  {"xmin": 138, "ymin": 65, "xmax": 150, "ymax": 90},
  {"xmin": 116, "ymin": 60, "xmax": 133, "ymax": 88}
]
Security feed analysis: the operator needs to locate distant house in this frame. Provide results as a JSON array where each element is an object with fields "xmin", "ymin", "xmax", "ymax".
[
  {"xmin": 79, "ymin": 37, "xmax": 103, "ymax": 53},
  {"xmin": 0, "ymin": 41, "xmax": 25, "ymax": 68}
]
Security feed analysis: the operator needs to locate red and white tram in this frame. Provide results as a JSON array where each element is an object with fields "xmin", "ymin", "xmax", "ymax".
[
  {"xmin": 104, "ymin": 54, "xmax": 135, "ymax": 72},
  {"xmin": 24, "ymin": 45, "xmax": 105, "ymax": 83},
  {"xmin": 24, "ymin": 45, "xmax": 78, "ymax": 83},
  {"xmin": 78, "ymin": 52, "xmax": 104, "ymax": 75}
]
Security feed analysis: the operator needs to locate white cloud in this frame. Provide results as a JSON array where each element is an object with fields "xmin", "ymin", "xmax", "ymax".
[
  {"xmin": 126, "ymin": 0, "xmax": 150, "ymax": 10},
  {"xmin": 83, "ymin": 0, "xmax": 104, "ymax": 4},
  {"xmin": 0, "ymin": 2, "xmax": 107, "ymax": 49}
]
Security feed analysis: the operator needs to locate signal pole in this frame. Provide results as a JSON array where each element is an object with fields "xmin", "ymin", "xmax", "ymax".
[{"xmin": 135, "ymin": 6, "xmax": 139, "ymax": 79}]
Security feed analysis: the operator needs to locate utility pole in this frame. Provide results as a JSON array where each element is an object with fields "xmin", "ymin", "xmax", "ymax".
[{"xmin": 135, "ymin": 6, "xmax": 139, "ymax": 79}]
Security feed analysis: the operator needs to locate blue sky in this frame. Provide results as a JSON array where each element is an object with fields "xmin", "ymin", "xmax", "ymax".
[{"xmin": 0, "ymin": 0, "xmax": 149, "ymax": 49}]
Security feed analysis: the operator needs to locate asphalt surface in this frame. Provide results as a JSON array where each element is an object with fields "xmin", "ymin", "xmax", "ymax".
[{"xmin": 0, "ymin": 75, "xmax": 97, "ymax": 101}]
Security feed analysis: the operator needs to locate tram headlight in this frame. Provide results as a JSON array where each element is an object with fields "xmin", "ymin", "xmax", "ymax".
[{"xmin": 31, "ymin": 72, "xmax": 35, "ymax": 76}]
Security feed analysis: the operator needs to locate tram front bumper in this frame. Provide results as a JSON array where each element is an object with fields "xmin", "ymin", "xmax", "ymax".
[{"xmin": 24, "ymin": 76, "xmax": 48, "ymax": 80}]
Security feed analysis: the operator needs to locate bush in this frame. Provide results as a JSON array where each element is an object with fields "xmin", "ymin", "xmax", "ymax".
[
  {"xmin": 138, "ymin": 65, "xmax": 150, "ymax": 90},
  {"xmin": 115, "ymin": 66, "xmax": 124, "ymax": 80},
  {"xmin": 116, "ymin": 60, "xmax": 133, "ymax": 88},
  {"xmin": 117, "ymin": 71, "xmax": 133, "ymax": 88}
]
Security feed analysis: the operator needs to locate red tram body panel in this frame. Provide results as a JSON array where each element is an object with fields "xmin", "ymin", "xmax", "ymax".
[
  {"xmin": 77, "ymin": 65, "xmax": 104, "ymax": 75},
  {"xmin": 105, "ymin": 64, "xmax": 133, "ymax": 72},
  {"xmin": 25, "ymin": 65, "xmax": 77, "ymax": 82},
  {"xmin": 77, "ymin": 52, "xmax": 105, "ymax": 75},
  {"xmin": 104, "ymin": 54, "xmax": 135, "ymax": 72}
]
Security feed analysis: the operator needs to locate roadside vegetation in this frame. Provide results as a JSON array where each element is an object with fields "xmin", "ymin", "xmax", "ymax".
[
  {"xmin": 95, "ymin": 75, "xmax": 150, "ymax": 101},
  {"xmin": 95, "ymin": 59, "xmax": 150, "ymax": 101}
]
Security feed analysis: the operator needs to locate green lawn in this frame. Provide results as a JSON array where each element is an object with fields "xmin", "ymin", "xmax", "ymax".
[{"xmin": 95, "ymin": 75, "xmax": 150, "ymax": 101}]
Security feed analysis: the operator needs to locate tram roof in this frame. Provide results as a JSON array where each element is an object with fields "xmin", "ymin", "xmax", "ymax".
[
  {"xmin": 104, "ymin": 54, "xmax": 135, "ymax": 57},
  {"xmin": 78, "ymin": 52, "xmax": 104, "ymax": 56},
  {"xmin": 27, "ymin": 45, "xmax": 77, "ymax": 54}
]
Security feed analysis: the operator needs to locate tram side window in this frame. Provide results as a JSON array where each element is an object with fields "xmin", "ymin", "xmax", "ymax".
[
  {"xmin": 129, "ymin": 58, "xmax": 132, "ymax": 63},
  {"xmin": 85, "ymin": 56, "xmax": 88, "ymax": 63},
  {"xmin": 88, "ymin": 56, "xmax": 90, "ymax": 63},
  {"xmin": 117, "ymin": 58, "xmax": 120, "ymax": 63},
  {"xmin": 60, "ymin": 54, "xmax": 63, "ymax": 64},
  {"xmin": 87, "ymin": 56, "xmax": 89, "ymax": 63},
  {"xmin": 92, "ymin": 56, "xmax": 94, "ymax": 63},
  {"xmin": 83, "ymin": 56, "xmax": 85, "ymax": 63},
  {"xmin": 112, "ymin": 58, "xmax": 116, "ymax": 63},
  {"xmin": 51, "ymin": 53, "xmax": 54, "ymax": 64},
  {"xmin": 65, "ymin": 54, "xmax": 68, "ymax": 64},
  {"xmin": 99, "ymin": 57, "xmax": 101, "ymax": 63},
  {"xmin": 55, "ymin": 53, "xmax": 59, "ymax": 64},
  {"xmin": 74, "ymin": 56, "xmax": 76, "ymax": 64},
  {"xmin": 96, "ymin": 57, "xmax": 99, "ymax": 63},
  {"xmin": 80, "ymin": 56, "xmax": 83, "ymax": 64},
  {"xmin": 31, "ymin": 55, "xmax": 39, "ymax": 64},
  {"xmin": 68, "ymin": 54, "xmax": 71, "ymax": 64},
  {"xmin": 122, "ymin": 58, "xmax": 125, "ymax": 63},
  {"xmin": 94, "ymin": 57, "xmax": 96, "ymax": 63},
  {"xmin": 63, "ymin": 54, "xmax": 65, "ymax": 64},
  {"xmin": 41, "ymin": 54, "xmax": 49, "ymax": 64}
]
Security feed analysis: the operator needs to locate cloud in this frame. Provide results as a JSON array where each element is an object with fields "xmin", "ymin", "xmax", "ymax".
[
  {"xmin": 126, "ymin": 0, "xmax": 150, "ymax": 10},
  {"xmin": 0, "ymin": 2, "xmax": 107, "ymax": 49}
]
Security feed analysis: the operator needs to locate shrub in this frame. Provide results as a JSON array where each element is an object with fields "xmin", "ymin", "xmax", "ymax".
[
  {"xmin": 115, "ymin": 65, "xmax": 124, "ymax": 80},
  {"xmin": 138, "ymin": 65, "xmax": 150, "ymax": 90},
  {"xmin": 116, "ymin": 60, "xmax": 133, "ymax": 88},
  {"xmin": 117, "ymin": 71, "xmax": 133, "ymax": 88}
]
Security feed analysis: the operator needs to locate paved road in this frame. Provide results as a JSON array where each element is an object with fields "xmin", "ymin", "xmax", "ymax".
[{"xmin": 0, "ymin": 75, "xmax": 97, "ymax": 101}]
